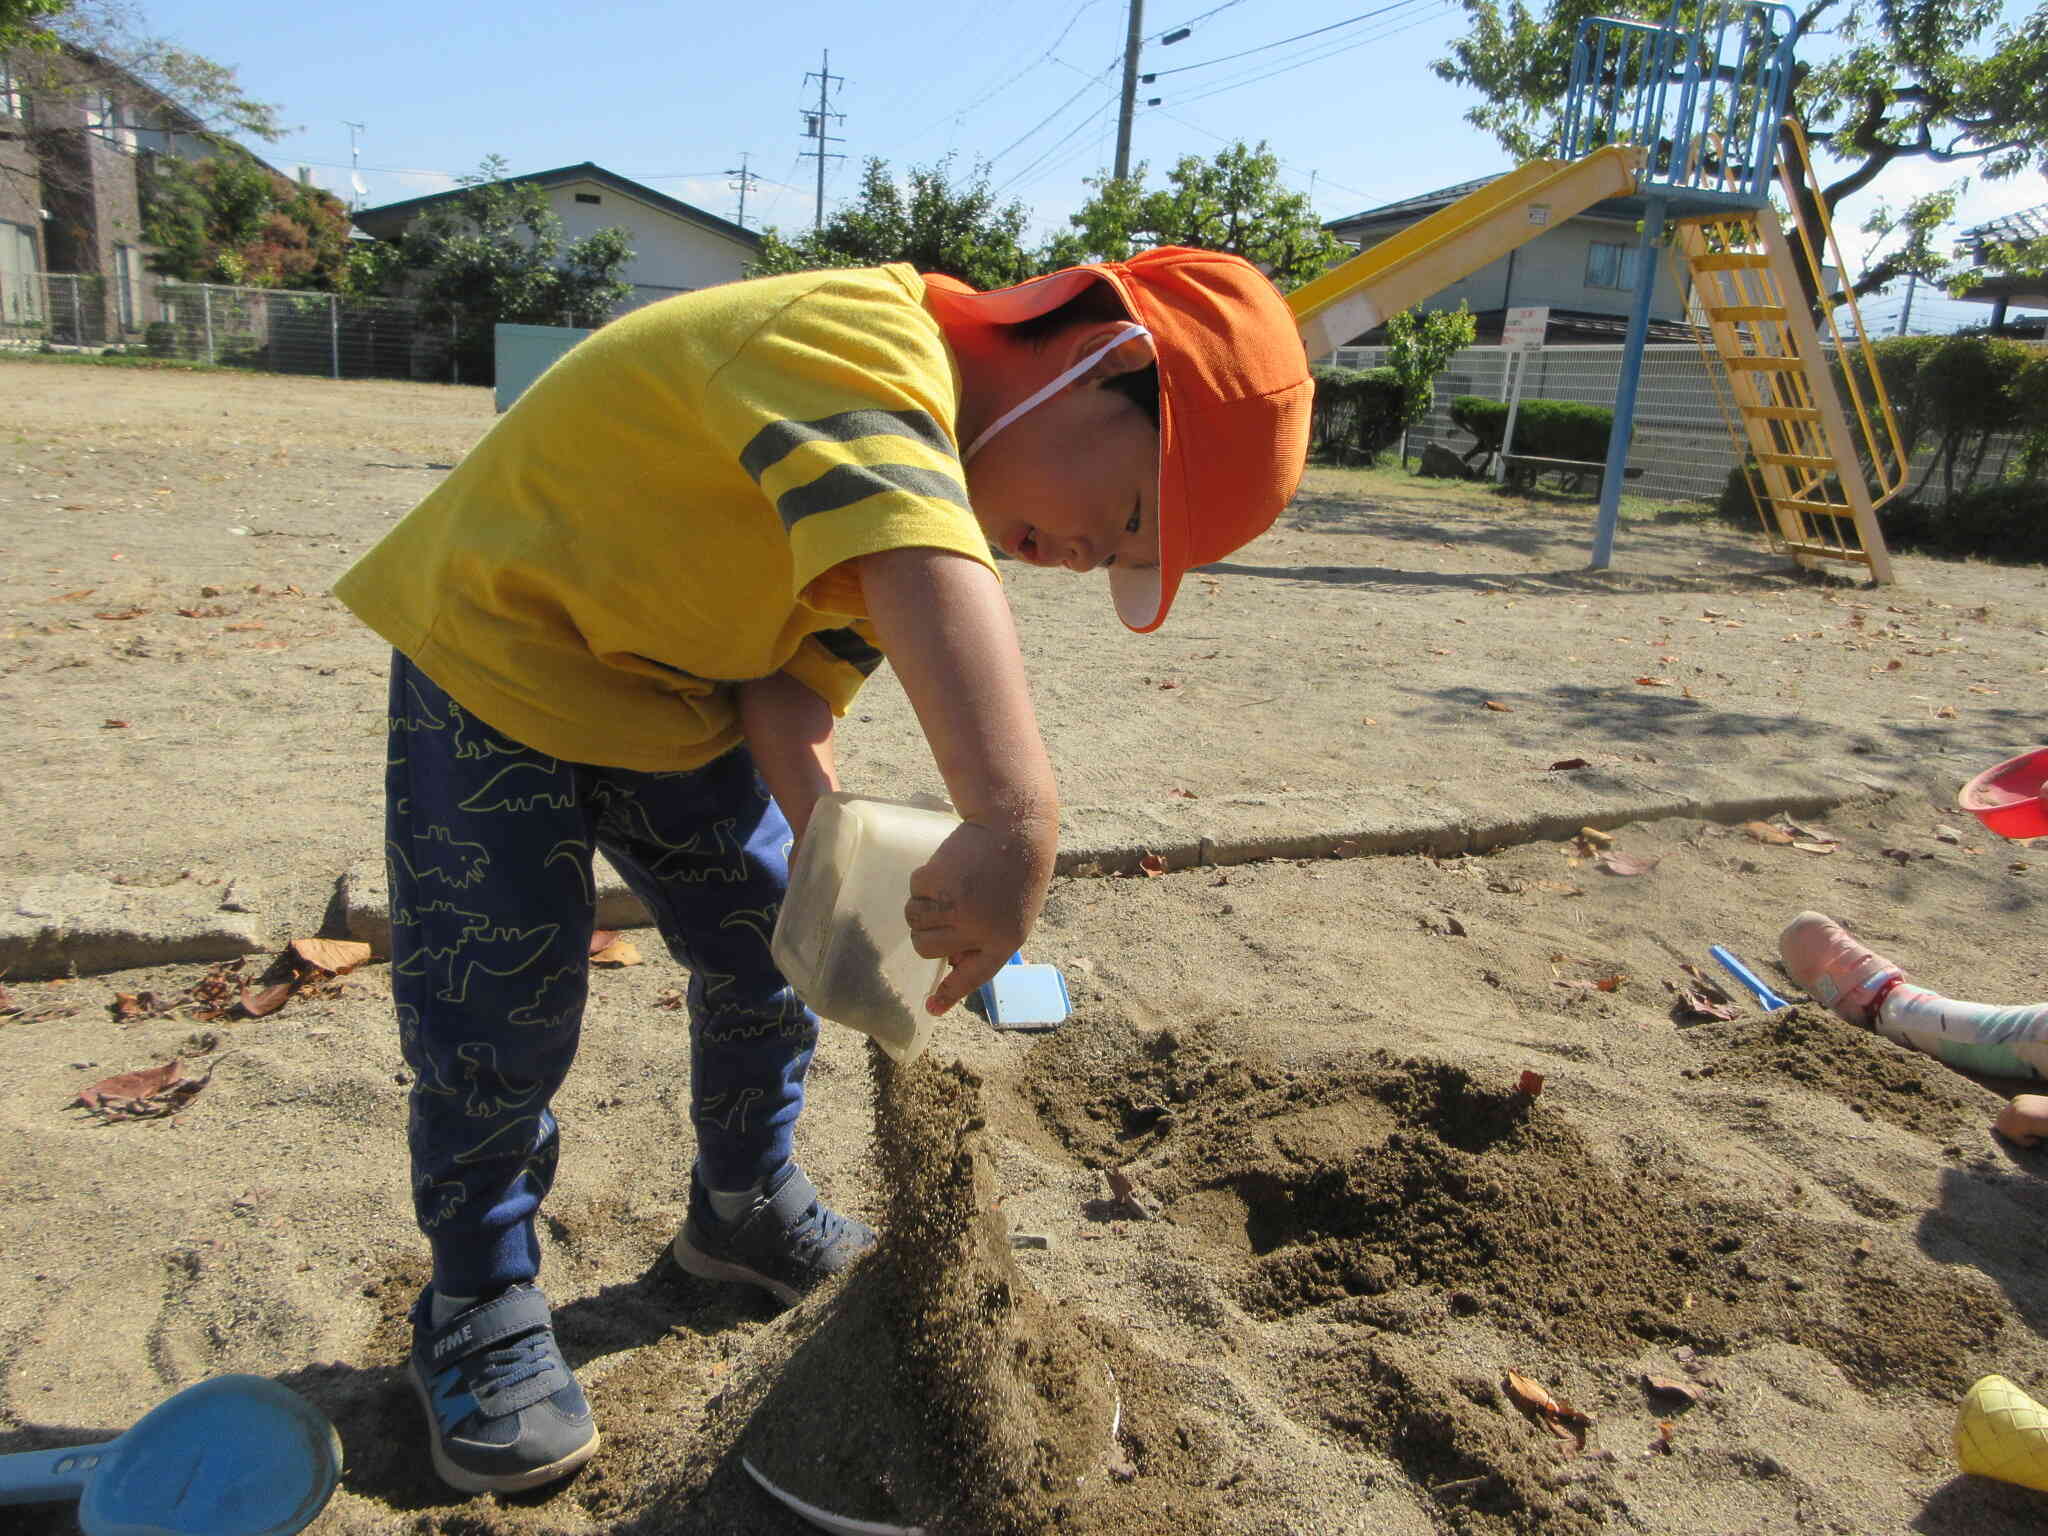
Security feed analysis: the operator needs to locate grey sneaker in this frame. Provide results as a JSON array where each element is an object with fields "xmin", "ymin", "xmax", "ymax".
[
  {"xmin": 670, "ymin": 1162, "xmax": 876, "ymax": 1305},
  {"xmin": 408, "ymin": 1282, "xmax": 599, "ymax": 1494}
]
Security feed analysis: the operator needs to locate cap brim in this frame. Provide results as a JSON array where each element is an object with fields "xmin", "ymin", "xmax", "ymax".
[{"xmin": 921, "ymin": 266, "xmax": 1119, "ymax": 325}]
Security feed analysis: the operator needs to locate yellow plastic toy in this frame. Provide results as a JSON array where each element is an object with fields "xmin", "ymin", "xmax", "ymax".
[{"xmin": 1956, "ymin": 1374, "xmax": 2048, "ymax": 1493}]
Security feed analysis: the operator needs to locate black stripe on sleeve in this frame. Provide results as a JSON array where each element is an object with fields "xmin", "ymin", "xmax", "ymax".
[
  {"xmin": 812, "ymin": 626, "xmax": 885, "ymax": 677},
  {"xmin": 775, "ymin": 462, "xmax": 970, "ymax": 530},
  {"xmin": 739, "ymin": 409, "xmax": 957, "ymax": 484}
]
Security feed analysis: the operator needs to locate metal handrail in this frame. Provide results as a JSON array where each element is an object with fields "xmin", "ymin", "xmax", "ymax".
[{"xmin": 1774, "ymin": 117, "xmax": 1910, "ymax": 506}]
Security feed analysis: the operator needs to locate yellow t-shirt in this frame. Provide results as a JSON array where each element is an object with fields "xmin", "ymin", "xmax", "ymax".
[{"xmin": 333, "ymin": 263, "xmax": 993, "ymax": 771}]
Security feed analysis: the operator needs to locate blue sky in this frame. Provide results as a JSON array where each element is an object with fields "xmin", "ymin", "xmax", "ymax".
[{"xmin": 142, "ymin": 0, "xmax": 2044, "ymax": 332}]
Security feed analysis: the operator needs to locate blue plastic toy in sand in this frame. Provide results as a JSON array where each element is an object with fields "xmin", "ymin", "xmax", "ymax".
[
  {"xmin": 0, "ymin": 1373, "xmax": 343, "ymax": 1535},
  {"xmin": 1710, "ymin": 944, "xmax": 1791, "ymax": 1013},
  {"xmin": 973, "ymin": 952, "xmax": 1072, "ymax": 1030}
]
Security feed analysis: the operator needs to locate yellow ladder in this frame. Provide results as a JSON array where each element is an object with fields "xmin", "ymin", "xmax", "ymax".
[{"xmin": 1672, "ymin": 124, "xmax": 1907, "ymax": 583}]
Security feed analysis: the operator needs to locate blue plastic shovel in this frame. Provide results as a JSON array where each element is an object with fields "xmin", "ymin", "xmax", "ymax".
[
  {"xmin": 0, "ymin": 1374, "xmax": 342, "ymax": 1535},
  {"xmin": 1710, "ymin": 944, "xmax": 1792, "ymax": 1013}
]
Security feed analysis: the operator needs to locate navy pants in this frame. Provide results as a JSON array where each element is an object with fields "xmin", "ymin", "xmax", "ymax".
[{"xmin": 384, "ymin": 653, "xmax": 819, "ymax": 1299}]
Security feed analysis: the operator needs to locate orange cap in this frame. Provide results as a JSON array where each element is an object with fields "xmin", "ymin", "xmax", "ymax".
[{"xmin": 922, "ymin": 247, "xmax": 1312, "ymax": 632}]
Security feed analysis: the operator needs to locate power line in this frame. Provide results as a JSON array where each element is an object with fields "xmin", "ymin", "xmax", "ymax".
[
  {"xmin": 1169, "ymin": 1, "xmax": 1451, "ymax": 108},
  {"xmin": 881, "ymin": 0, "xmax": 1106, "ymax": 159},
  {"xmin": 988, "ymin": 57, "xmax": 1124, "ymax": 165},
  {"xmin": 1152, "ymin": 0, "xmax": 1248, "ymax": 40},
  {"xmin": 1143, "ymin": 0, "xmax": 1429, "ymax": 79}
]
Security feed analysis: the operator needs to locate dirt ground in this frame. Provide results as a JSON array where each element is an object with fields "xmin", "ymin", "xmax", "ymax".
[{"xmin": 3, "ymin": 358, "xmax": 2048, "ymax": 1535}]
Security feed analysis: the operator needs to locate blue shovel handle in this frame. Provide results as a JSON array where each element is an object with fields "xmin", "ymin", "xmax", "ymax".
[{"xmin": 1710, "ymin": 945, "xmax": 1791, "ymax": 1012}]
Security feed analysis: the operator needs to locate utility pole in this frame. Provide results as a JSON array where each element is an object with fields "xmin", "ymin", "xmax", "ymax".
[
  {"xmin": 1895, "ymin": 270, "xmax": 1918, "ymax": 336},
  {"xmin": 1113, "ymin": 0, "xmax": 1145, "ymax": 180},
  {"xmin": 801, "ymin": 51, "xmax": 846, "ymax": 236},
  {"xmin": 725, "ymin": 152, "xmax": 761, "ymax": 229},
  {"xmin": 344, "ymin": 120, "xmax": 366, "ymax": 212}
]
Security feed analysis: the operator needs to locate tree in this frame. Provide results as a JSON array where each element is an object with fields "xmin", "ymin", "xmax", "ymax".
[
  {"xmin": 1432, "ymin": 0, "xmax": 2048, "ymax": 303},
  {"xmin": 388, "ymin": 155, "xmax": 635, "ymax": 383},
  {"xmin": 1044, "ymin": 141, "xmax": 1349, "ymax": 291},
  {"xmin": 1, "ymin": 0, "xmax": 65, "ymax": 52},
  {"xmin": 750, "ymin": 156, "xmax": 1037, "ymax": 291},
  {"xmin": 140, "ymin": 150, "xmax": 351, "ymax": 289},
  {"xmin": 1384, "ymin": 304, "xmax": 1479, "ymax": 467}
]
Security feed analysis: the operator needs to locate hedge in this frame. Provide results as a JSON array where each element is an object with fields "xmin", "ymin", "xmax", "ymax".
[
  {"xmin": 1449, "ymin": 395, "xmax": 1619, "ymax": 463},
  {"xmin": 1309, "ymin": 365, "xmax": 1407, "ymax": 462}
]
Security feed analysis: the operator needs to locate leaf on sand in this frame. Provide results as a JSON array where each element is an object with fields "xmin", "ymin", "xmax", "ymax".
[
  {"xmin": 1642, "ymin": 1374, "xmax": 1702, "ymax": 1404},
  {"xmin": 1504, "ymin": 1371, "xmax": 1593, "ymax": 1450},
  {"xmin": 1651, "ymin": 1420, "xmax": 1675, "ymax": 1454},
  {"xmin": 1578, "ymin": 826, "xmax": 1614, "ymax": 847},
  {"xmin": 1680, "ymin": 965, "xmax": 1734, "ymax": 1004},
  {"xmin": 1517, "ymin": 1070, "xmax": 1544, "ymax": 1097},
  {"xmin": 1793, "ymin": 841, "xmax": 1836, "ymax": 855},
  {"xmin": 1594, "ymin": 851, "xmax": 1658, "ymax": 877},
  {"xmin": 1672, "ymin": 986, "xmax": 1740, "ymax": 1021},
  {"xmin": 1483, "ymin": 700, "xmax": 1513, "ymax": 712},
  {"xmin": 1554, "ymin": 975, "xmax": 1625, "ymax": 994},
  {"xmin": 590, "ymin": 936, "xmax": 643, "ymax": 967},
  {"xmin": 236, "ymin": 982, "xmax": 294, "ymax": 1018},
  {"xmin": 287, "ymin": 937, "xmax": 371, "ymax": 976},
  {"xmin": 1634, "ymin": 676, "xmax": 1674, "ymax": 687},
  {"xmin": 73, "ymin": 1059, "xmax": 183, "ymax": 1108},
  {"xmin": 1743, "ymin": 821, "xmax": 1796, "ymax": 845},
  {"xmin": 1138, "ymin": 853, "xmax": 1168, "ymax": 877},
  {"xmin": 102, "ymin": 719, "xmax": 129, "ymax": 729},
  {"xmin": 1548, "ymin": 758, "xmax": 1590, "ymax": 771}
]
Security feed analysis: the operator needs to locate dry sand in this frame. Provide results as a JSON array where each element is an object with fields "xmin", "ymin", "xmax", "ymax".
[{"xmin": 3, "ymin": 359, "xmax": 2047, "ymax": 1535}]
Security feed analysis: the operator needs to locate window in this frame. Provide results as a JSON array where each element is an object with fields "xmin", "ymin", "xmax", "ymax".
[
  {"xmin": 0, "ymin": 60, "xmax": 21, "ymax": 121},
  {"xmin": 574, "ymin": 192, "xmax": 602, "ymax": 205},
  {"xmin": 1585, "ymin": 241, "xmax": 1639, "ymax": 290},
  {"xmin": 114, "ymin": 243, "xmax": 137, "ymax": 330},
  {"xmin": 1, "ymin": 221, "xmax": 41, "ymax": 324}
]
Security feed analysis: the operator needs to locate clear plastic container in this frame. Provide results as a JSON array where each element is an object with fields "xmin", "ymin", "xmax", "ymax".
[{"xmin": 771, "ymin": 792, "xmax": 960, "ymax": 1063}]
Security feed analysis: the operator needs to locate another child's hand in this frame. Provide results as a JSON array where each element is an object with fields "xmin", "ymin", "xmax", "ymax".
[
  {"xmin": 906, "ymin": 814, "xmax": 1056, "ymax": 1015},
  {"xmin": 1996, "ymin": 1094, "xmax": 2048, "ymax": 1147}
]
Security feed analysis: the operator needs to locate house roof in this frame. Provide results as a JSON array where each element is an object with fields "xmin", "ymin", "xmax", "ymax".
[
  {"xmin": 1324, "ymin": 169, "xmax": 1642, "ymax": 233},
  {"xmin": 1958, "ymin": 201, "xmax": 2048, "ymax": 248},
  {"xmin": 353, "ymin": 162, "xmax": 760, "ymax": 247}
]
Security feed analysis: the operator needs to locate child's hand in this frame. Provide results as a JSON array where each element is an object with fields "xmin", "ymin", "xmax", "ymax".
[{"xmin": 906, "ymin": 814, "xmax": 1056, "ymax": 1014}]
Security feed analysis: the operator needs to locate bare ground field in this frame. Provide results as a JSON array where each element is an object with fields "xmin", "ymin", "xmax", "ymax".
[{"xmin": 3, "ymin": 358, "xmax": 2047, "ymax": 1535}]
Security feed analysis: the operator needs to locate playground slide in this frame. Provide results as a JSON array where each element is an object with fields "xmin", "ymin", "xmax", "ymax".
[{"xmin": 1289, "ymin": 144, "xmax": 1645, "ymax": 357}]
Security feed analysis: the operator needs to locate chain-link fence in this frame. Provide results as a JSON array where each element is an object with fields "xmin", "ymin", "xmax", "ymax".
[
  {"xmin": 1, "ymin": 272, "xmax": 425, "ymax": 380},
  {"xmin": 1327, "ymin": 342, "xmax": 2022, "ymax": 506}
]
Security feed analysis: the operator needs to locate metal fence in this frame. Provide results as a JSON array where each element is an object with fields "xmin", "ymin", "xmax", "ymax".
[
  {"xmin": 1326, "ymin": 342, "xmax": 2025, "ymax": 506},
  {"xmin": 1, "ymin": 272, "xmax": 424, "ymax": 380}
]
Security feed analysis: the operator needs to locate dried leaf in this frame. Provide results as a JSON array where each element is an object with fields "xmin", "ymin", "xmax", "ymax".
[
  {"xmin": 1594, "ymin": 973, "xmax": 1625, "ymax": 993},
  {"xmin": 102, "ymin": 718, "xmax": 129, "ymax": 729},
  {"xmin": 1594, "ymin": 851, "xmax": 1658, "ymax": 877},
  {"xmin": 1634, "ymin": 676, "xmax": 1674, "ymax": 687},
  {"xmin": 1158, "ymin": 680, "xmax": 1179, "ymax": 690},
  {"xmin": 73, "ymin": 1059, "xmax": 182, "ymax": 1109},
  {"xmin": 654, "ymin": 987, "xmax": 686, "ymax": 1011},
  {"xmin": 235, "ymin": 982, "xmax": 294, "ymax": 1019},
  {"xmin": 1168, "ymin": 787, "xmax": 1198, "ymax": 799},
  {"xmin": 1933, "ymin": 825, "xmax": 1962, "ymax": 845},
  {"xmin": 1548, "ymin": 758, "xmax": 1590, "ymax": 772},
  {"xmin": 590, "ymin": 936, "xmax": 643, "ymax": 967},
  {"xmin": 1504, "ymin": 1371, "xmax": 1562, "ymax": 1416},
  {"xmin": 1517, "ymin": 1070, "xmax": 1545, "ymax": 1097},
  {"xmin": 53, "ymin": 588, "xmax": 96, "ymax": 601},
  {"xmin": 1651, "ymin": 1420, "xmax": 1675, "ymax": 1454},
  {"xmin": 1483, "ymin": 699, "xmax": 1513, "ymax": 712},
  {"xmin": 287, "ymin": 937, "xmax": 370, "ymax": 975},
  {"xmin": 223, "ymin": 622, "xmax": 266, "ymax": 633},
  {"xmin": 93, "ymin": 607, "xmax": 149, "ymax": 621},
  {"xmin": 1681, "ymin": 964, "xmax": 1732, "ymax": 1003},
  {"xmin": 1643, "ymin": 1374, "xmax": 1701, "ymax": 1404},
  {"xmin": 1674, "ymin": 988, "xmax": 1740, "ymax": 1022},
  {"xmin": 1137, "ymin": 853, "xmax": 1168, "ymax": 877},
  {"xmin": 1578, "ymin": 826, "xmax": 1614, "ymax": 847},
  {"xmin": 1744, "ymin": 821, "xmax": 1796, "ymax": 845}
]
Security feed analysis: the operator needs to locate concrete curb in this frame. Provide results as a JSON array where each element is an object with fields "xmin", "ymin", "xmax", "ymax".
[{"xmin": 5, "ymin": 757, "xmax": 1911, "ymax": 980}]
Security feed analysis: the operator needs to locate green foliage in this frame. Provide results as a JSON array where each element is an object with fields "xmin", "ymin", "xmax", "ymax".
[
  {"xmin": 391, "ymin": 155, "xmax": 637, "ymax": 383},
  {"xmin": 1309, "ymin": 365, "xmax": 1406, "ymax": 461},
  {"xmin": 1, "ymin": 0, "xmax": 65, "ymax": 52},
  {"xmin": 1432, "ymin": 0, "xmax": 2048, "ymax": 302},
  {"xmin": 141, "ymin": 152, "xmax": 352, "ymax": 289},
  {"xmin": 1883, "ymin": 484, "xmax": 2048, "ymax": 564},
  {"xmin": 1451, "ymin": 394, "xmax": 1616, "ymax": 461},
  {"xmin": 750, "ymin": 156, "xmax": 1035, "ymax": 291},
  {"xmin": 1046, "ymin": 140, "xmax": 1349, "ymax": 291},
  {"xmin": 142, "ymin": 318, "xmax": 175, "ymax": 356},
  {"xmin": 1385, "ymin": 304, "xmax": 1478, "ymax": 426}
]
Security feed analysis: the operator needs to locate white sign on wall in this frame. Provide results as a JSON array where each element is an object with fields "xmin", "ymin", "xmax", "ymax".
[{"xmin": 1502, "ymin": 305, "xmax": 1551, "ymax": 350}]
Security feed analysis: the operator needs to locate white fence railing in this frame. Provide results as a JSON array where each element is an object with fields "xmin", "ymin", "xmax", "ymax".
[
  {"xmin": 1, "ymin": 272, "xmax": 424, "ymax": 380},
  {"xmin": 1326, "ymin": 342, "xmax": 2024, "ymax": 506}
]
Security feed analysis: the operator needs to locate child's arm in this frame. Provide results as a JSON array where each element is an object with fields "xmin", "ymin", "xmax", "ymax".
[
  {"xmin": 736, "ymin": 672, "xmax": 839, "ymax": 844},
  {"xmin": 854, "ymin": 545, "xmax": 1059, "ymax": 1015}
]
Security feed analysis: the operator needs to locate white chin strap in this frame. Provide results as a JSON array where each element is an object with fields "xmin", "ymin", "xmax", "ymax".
[{"xmin": 963, "ymin": 324, "xmax": 1151, "ymax": 462}]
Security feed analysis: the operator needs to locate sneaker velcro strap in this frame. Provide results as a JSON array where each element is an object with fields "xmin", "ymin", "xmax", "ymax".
[
  {"xmin": 426, "ymin": 1285, "xmax": 555, "ymax": 1362},
  {"xmin": 761, "ymin": 1164, "xmax": 821, "ymax": 1231}
]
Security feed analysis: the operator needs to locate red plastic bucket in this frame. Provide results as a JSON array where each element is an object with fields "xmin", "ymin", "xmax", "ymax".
[{"xmin": 1959, "ymin": 747, "xmax": 2048, "ymax": 841}]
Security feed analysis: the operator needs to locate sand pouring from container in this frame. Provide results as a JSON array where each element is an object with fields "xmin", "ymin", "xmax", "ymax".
[
  {"xmin": 0, "ymin": 1374, "xmax": 343, "ymax": 1536},
  {"xmin": 773, "ymin": 792, "xmax": 962, "ymax": 1065}
]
